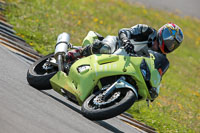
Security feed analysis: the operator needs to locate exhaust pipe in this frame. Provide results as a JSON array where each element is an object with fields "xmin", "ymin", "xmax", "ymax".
[{"xmin": 54, "ymin": 32, "xmax": 70, "ymax": 71}]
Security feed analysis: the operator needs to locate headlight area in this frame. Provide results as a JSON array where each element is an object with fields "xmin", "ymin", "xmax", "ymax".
[
  {"xmin": 77, "ymin": 65, "xmax": 90, "ymax": 74},
  {"xmin": 140, "ymin": 59, "xmax": 158, "ymax": 99}
]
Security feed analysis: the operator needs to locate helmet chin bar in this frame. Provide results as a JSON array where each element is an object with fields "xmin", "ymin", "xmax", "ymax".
[{"xmin": 159, "ymin": 40, "xmax": 167, "ymax": 54}]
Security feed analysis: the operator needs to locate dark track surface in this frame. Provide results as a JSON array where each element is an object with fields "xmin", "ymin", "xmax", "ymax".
[
  {"xmin": 126, "ymin": 0, "xmax": 200, "ymax": 18},
  {"xmin": 0, "ymin": 45, "xmax": 142, "ymax": 133}
]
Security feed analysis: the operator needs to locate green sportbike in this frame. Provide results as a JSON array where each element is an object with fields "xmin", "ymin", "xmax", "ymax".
[{"xmin": 27, "ymin": 32, "xmax": 161, "ymax": 120}]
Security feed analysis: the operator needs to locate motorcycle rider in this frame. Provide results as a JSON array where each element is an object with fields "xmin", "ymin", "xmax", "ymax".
[
  {"xmin": 65, "ymin": 22, "xmax": 183, "ymax": 99},
  {"xmin": 67, "ymin": 22, "xmax": 184, "ymax": 76}
]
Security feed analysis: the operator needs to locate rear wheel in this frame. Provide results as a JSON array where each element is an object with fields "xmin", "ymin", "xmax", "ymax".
[
  {"xmin": 81, "ymin": 87, "xmax": 136, "ymax": 120},
  {"xmin": 27, "ymin": 53, "xmax": 57, "ymax": 90}
]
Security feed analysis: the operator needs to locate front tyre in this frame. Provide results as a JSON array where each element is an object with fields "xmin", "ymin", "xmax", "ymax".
[
  {"xmin": 81, "ymin": 88, "xmax": 136, "ymax": 120},
  {"xmin": 27, "ymin": 53, "xmax": 57, "ymax": 90}
]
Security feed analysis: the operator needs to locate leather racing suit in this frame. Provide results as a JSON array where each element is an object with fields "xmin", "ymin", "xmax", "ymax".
[{"xmin": 81, "ymin": 24, "xmax": 169, "ymax": 76}]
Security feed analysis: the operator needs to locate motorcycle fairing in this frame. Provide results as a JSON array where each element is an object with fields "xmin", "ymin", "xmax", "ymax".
[{"xmin": 50, "ymin": 54, "xmax": 161, "ymax": 105}]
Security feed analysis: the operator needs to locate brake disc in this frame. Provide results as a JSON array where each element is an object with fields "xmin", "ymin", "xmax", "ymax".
[{"xmin": 93, "ymin": 91, "xmax": 121, "ymax": 107}]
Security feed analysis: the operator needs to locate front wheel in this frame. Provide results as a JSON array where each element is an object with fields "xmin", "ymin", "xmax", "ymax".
[
  {"xmin": 81, "ymin": 88, "xmax": 136, "ymax": 120},
  {"xmin": 27, "ymin": 53, "xmax": 57, "ymax": 90}
]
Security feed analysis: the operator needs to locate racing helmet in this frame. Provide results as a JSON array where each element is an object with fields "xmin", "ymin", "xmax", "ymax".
[{"xmin": 157, "ymin": 23, "xmax": 184, "ymax": 54}]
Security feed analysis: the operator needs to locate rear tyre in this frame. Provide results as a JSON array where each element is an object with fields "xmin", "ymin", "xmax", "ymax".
[
  {"xmin": 81, "ymin": 88, "xmax": 136, "ymax": 120},
  {"xmin": 27, "ymin": 53, "xmax": 57, "ymax": 90}
]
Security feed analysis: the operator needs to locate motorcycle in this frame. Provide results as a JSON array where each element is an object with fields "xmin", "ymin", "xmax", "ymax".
[{"xmin": 27, "ymin": 32, "xmax": 161, "ymax": 120}]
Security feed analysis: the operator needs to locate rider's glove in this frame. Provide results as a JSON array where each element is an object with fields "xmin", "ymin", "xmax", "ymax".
[{"xmin": 123, "ymin": 40, "xmax": 135, "ymax": 54}]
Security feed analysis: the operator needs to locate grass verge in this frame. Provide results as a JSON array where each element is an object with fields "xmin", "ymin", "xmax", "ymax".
[{"xmin": 6, "ymin": 0, "xmax": 200, "ymax": 132}]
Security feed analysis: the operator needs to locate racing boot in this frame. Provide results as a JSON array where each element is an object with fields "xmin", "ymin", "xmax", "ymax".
[{"xmin": 66, "ymin": 48, "xmax": 83, "ymax": 62}]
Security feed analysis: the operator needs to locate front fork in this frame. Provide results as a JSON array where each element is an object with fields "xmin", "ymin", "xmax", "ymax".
[{"xmin": 102, "ymin": 76, "xmax": 138, "ymax": 100}]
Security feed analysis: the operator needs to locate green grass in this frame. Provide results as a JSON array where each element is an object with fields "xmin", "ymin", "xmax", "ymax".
[{"xmin": 5, "ymin": 0, "xmax": 200, "ymax": 132}]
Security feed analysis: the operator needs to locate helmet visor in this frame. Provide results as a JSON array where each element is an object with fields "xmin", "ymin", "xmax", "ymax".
[
  {"xmin": 162, "ymin": 28, "xmax": 180, "ymax": 52},
  {"xmin": 162, "ymin": 28, "xmax": 173, "ymax": 40},
  {"xmin": 163, "ymin": 39, "xmax": 179, "ymax": 52},
  {"xmin": 175, "ymin": 29, "xmax": 184, "ymax": 43}
]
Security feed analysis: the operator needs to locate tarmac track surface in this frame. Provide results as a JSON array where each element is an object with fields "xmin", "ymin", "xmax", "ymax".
[
  {"xmin": 126, "ymin": 0, "xmax": 200, "ymax": 19},
  {"xmin": 0, "ymin": 44, "xmax": 142, "ymax": 133}
]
